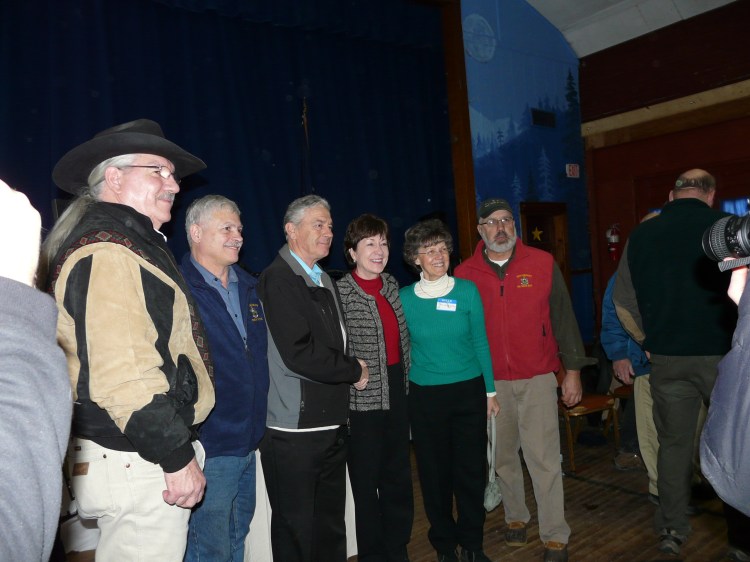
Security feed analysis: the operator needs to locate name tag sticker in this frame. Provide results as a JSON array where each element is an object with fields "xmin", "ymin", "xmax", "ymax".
[{"xmin": 436, "ymin": 298, "xmax": 457, "ymax": 312}]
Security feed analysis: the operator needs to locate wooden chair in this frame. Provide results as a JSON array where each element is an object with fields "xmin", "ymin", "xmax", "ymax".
[
  {"xmin": 604, "ymin": 383, "xmax": 634, "ymax": 434},
  {"xmin": 611, "ymin": 383, "xmax": 634, "ymax": 402},
  {"xmin": 559, "ymin": 393, "xmax": 620, "ymax": 473}
]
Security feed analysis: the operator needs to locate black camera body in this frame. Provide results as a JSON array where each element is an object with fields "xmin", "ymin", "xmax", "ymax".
[{"xmin": 703, "ymin": 214, "xmax": 750, "ymax": 262}]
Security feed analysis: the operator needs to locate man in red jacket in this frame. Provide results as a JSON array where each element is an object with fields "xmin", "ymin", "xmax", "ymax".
[{"xmin": 455, "ymin": 198, "xmax": 592, "ymax": 562}]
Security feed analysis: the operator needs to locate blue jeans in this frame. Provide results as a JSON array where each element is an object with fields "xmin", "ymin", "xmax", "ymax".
[{"xmin": 185, "ymin": 451, "xmax": 256, "ymax": 562}]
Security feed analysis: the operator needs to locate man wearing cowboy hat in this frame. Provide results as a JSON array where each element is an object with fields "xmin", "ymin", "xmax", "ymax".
[{"xmin": 39, "ymin": 119, "xmax": 215, "ymax": 561}]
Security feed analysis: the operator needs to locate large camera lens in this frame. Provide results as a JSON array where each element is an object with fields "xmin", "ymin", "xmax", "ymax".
[{"xmin": 702, "ymin": 215, "xmax": 750, "ymax": 261}]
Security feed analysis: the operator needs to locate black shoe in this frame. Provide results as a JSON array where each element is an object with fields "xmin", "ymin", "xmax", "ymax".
[
  {"xmin": 658, "ymin": 528, "xmax": 686, "ymax": 555},
  {"xmin": 437, "ymin": 549, "xmax": 460, "ymax": 562},
  {"xmin": 459, "ymin": 548, "xmax": 493, "ymax": 562}
]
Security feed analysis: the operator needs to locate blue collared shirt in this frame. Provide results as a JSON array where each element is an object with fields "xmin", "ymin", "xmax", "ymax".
[
  {"xmin": 190, "ymin": 255, "xmax": 247, "ymax": 343},
  {"xmin": 289, "ymin": 250, "xmax": 324, "ymax": 286}
]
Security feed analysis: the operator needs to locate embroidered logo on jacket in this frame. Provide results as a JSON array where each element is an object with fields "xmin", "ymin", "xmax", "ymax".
[
  {"xmin": 249, "ymin": 303, "xmax": 264, "ymax": 322},
  {"xmin": 516, "ymin": 274, "xmax": 533, "ymax": 288}
]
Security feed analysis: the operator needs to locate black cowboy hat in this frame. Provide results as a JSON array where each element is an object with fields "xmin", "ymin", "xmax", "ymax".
[{"xmin": 52, "ymin": 118, "xmax": 206, "ymax": 194}]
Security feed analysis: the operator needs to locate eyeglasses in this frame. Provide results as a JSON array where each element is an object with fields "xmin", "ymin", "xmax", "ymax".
[
  {"xmin": 121, "ymin": 165, "xmax": 181, "ymax": 184},
  {"xmin": 417, "ymin": 247, "xmax": 450, "ymax": 258},
  {"xmin": 479, "ymin": 217, "xmax": 514, "ymax": 227}
]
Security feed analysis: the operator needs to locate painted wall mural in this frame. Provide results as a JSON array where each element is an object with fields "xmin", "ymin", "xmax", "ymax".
[{"xmin": 461, "ymin": 0, "xmax": 594, "ymax": 342}]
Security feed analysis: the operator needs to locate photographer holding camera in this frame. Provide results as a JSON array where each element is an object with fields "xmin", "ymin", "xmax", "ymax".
[
  {"xmin": 701, "ymin": 250, "xmax": 750, "ymax": 561},
  {"xmin": 612, "ymin": 169, "xmax": 736, "ymax": 557}
]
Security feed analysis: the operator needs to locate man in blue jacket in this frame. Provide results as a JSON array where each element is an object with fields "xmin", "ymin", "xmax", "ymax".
[
  {"xmin": 181, "ymin": 195, "xmax": 269, "ymax": 562},
  {"xmin": 601, "ymin": 275, "xmax": 653, "ymax": 478}
]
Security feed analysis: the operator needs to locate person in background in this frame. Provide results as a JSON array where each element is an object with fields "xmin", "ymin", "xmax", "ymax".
[
  {"xmin": 605, "ymin": 211, "xmax": 709, "ymax": 515},
  {"xmin": 702, "ymin": 263, "xmax": 750, "ymax": 562},
  {"xmin": 601, "ymin": 212, "xmax": 658, "ymax": 484},
  {"xmin": 181, "ymin": 195, "xmax": 269, "ymax": 562},
  {"xmin": 400, "ymin": 218, "xmax": 499, "ymax": 562},
  {"xmin": 455, "ymin": 198, "xmax": 593, "ymax": 562},
  {"xmin": 601, "ymin": 275, "xmax": 653, "ymax": 475},
  {"xmin": 337, "ymin": 213, "xmax": 413, "ymax": 562},
  {"xmin": 258, "ymin": 194, "xmax": 368, "ymax": 562},
  {"xmin": 39, "ymin": 119, "xmax": 215, "ymax": 561},
  {"xmin": 0, "ymin": 179, "xmax": 72, "ymax": 562},
  {"xmin": 613, "ymin": 169, "xmax": 735, "ymax": 556}
]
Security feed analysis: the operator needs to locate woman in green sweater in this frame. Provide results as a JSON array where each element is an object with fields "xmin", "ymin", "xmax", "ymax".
[{"xmin": 400, "ymin": 219, "xmax": 499, "ymax": 562}]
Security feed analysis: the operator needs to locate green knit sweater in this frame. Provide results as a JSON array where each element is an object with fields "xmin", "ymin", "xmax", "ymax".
[{"xmin": 400, "ymin": 278, "xmax": 494, "ymax": 392}]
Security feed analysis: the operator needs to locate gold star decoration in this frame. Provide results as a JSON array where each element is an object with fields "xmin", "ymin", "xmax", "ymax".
[{"xmin": 531, "ymin": 227, "xmax": 543, "ymax": 241}]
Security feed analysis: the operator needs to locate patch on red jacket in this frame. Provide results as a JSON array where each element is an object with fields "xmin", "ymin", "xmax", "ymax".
[{"xmin": 515, "ymin": 274, "xmax": 533, "ymax": 288}]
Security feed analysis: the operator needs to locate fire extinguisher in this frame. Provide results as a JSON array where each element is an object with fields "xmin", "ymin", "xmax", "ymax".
[{"xmin": 606, "ymin": 224, "xmax": 621, "ymax": 262}]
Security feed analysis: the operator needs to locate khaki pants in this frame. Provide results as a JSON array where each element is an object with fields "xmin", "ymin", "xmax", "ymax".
[
  {"xmin": 68, "ymin": 438, "xmax": 204, "ymax": 561},
  {"xmin": 634, "ymin": 375, "xmax": 659, "ymax": 495},
  {"xmin": 494, "ymin": 373, "xmax": 570, "ymax": 544}
]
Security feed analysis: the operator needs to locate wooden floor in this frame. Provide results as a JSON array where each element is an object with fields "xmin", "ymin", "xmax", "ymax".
[
  {"xmin": 357, "ymin": 424, "xmax": 730, "ymax": 562},
  {"xmin": 67, "ymin": 422, "xmax": 729, "ymax": 562}
]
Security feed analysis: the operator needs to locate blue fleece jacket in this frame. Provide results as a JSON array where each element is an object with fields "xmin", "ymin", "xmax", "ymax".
[
  {"xmin": 181, "ymin": 254, "xmax": 269, "ymax": 458},
  {"xmin": 601, "ymin": 274, "xmax": 650, "ymax": 377}
]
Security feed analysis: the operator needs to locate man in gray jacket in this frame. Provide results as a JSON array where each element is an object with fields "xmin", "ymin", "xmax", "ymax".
[
  {"xmin": 0, "ymin": 179, "xmax": 72, "ymax": 562},
  {"xmin": 258, "ymin": 194, "xmax": 368, "ymax": 562}
]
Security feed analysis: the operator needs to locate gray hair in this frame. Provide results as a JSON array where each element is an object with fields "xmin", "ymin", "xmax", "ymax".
[
  {"xmin": 38, "ymin": 154, "xmax": 138, "ymax": 288},
  {"xmin": 185, "ymin": 195, "xmax": 241, "ymax": 247},
  {"xmin": 87, "ymin": 154, "xmax": 138, "ymax": 196},
  {"xmin": 283, "ymin": 195, "xmax": 330, "ymax": 238},
  {"xmin": 403, "ymin": 218, "xmax": 453, "ymax": 273}
]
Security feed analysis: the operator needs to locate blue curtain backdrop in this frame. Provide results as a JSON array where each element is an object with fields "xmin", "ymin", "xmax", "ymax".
[{"xmin": 0, "ymin": 0, "xmax": 454, "ymax": 281}]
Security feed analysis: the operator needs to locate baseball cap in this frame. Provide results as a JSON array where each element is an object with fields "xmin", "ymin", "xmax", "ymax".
[{"xmin": 477, "ymin": 198, "xmax": 512, "ymax": 220}]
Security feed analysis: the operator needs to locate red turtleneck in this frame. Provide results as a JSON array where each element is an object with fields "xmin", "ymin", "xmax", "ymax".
[{"xmin": 352, "ymin": 270, "xmax": 401, "ymax": 365}]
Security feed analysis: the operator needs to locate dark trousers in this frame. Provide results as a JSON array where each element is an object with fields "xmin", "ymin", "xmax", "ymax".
[
  {"xmin": 650, "ymin": 354, "xmax": 721, "ymax": 535},
  {"xmin": 349, "ymin": 363, "xmax": 414, "ymax": 562},
  {"xmin": 409, "ymin": 376, "xmax": 487, "ymax": 554},
  {"xmin": 260, "ymin": 425, "xmax": 348, "ymax": 562}
]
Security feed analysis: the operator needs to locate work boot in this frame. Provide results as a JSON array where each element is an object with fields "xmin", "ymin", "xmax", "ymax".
[
  {"xmin": 505, "ymin": 521, "xmax": 527, "ymax": 546},
  {"xmin": 543, "ymin": 541, "xmax": 568, "ymax": 562}
]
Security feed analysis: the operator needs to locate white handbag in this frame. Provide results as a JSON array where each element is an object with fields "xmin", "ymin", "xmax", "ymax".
[{"xmin": 483, "ymin": 418, "xmax": 502, "ymax": 512}]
